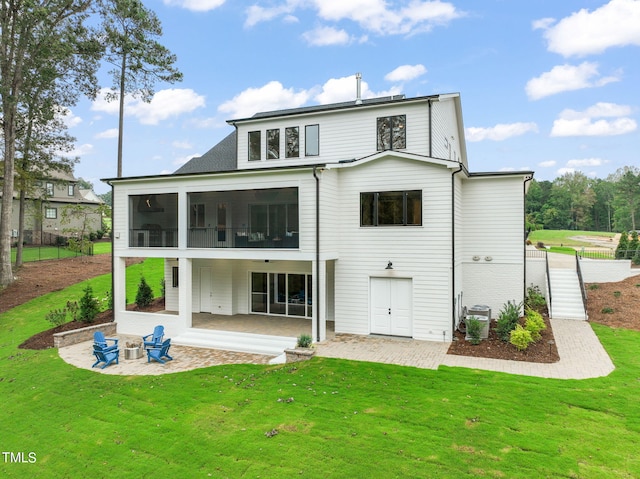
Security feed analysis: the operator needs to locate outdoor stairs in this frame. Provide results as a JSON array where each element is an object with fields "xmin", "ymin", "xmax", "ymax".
[
  {"xmin": 172, "ymin": 328, "xmax": 297, "ymax": 357},
  {"xmin": 548, "ymin": 269, "xmax": 587, "ymax": 320}
]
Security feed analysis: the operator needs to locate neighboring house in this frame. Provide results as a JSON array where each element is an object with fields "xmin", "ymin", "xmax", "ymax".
[
  {"xmin": 0, "ymin": 169, "xmax": 104, "ymax": 244},
  {"xmin": 105, "ymin": 92, "xmax": 533, "ymax": 346}
]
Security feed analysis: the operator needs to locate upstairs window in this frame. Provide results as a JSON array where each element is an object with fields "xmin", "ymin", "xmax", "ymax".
[
  {"xmin": 377, "ymin": 115, "xmax": 406, "ymax": 151},
  {"xmin": 267, "ymin": 129, "xmax": 279, "ymax": 159},
  {"xmin": 46, "ymin": 182, "xmax": 54, "ymax": 196},
  {"xmin": 360, "ymin": 190, "xmax": 421, "ymax": 226},
  {"xmin": 285, "ymin": 127, "xmax": 299, "ymax": 158},
  {"xmin": 68, "ymin": 184, "xmax": 74, "ymax": 196},
  {"xmin": 248, "ymin": 131, "xmax": 261, "ymax": 161},
  {"xmin": 305, "ymin": 124, "xmax": 319, "ymax": 156}
]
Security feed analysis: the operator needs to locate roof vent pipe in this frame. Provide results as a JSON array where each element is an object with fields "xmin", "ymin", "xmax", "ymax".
[{"xmin": 355, "ymin": 72, "xmax": 362, "ymax": 105}]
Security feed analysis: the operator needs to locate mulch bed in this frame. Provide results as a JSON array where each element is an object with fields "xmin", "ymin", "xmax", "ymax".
[{"xmin": 447, "ymin": 315, "xmax": 559, "ymax": 363}]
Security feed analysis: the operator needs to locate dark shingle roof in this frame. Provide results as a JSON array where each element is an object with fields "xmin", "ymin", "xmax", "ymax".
[{"xmin": 174, "ymin": 131, "xmax": 237, "ymax": 174}]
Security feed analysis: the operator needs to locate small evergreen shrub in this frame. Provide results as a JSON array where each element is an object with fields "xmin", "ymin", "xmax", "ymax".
[
  {"xmin": 296, "ymin": 334, "xmax": 313, "ymax": 348},
  {"xmin": 525, "ymin": 308, "xmax": 546, "ymax": 341},
  {"xmin": 465, "ymin": 316, "xmax": 483, "ymax": 345},
  {"xmin": 601, "ymin": 307, "xmax": 614, "ymax": 314},
  {"xmin": 79, "ymin": 285, "xmax": 100, "ymax": 323},
  {"xmin": 524, "ymin": 284, "xmax": 546, "ymax": 313},
  {"xmin": 495, "ymin": 300, "xmax": 521, "ymax": 342},
  {"xmin": 615, "ymin": 232, "xmax": 629, "ymax": 259},
  {"xmin": 45, "ymin": 308, "xmax": 67, "ymax": 327},
  {"xmin": 510, "ymin": 325, "xmax": 533, "ymax": 351},
  {"xmin": 613, "ymin": 291, "xmax": 621, "ymax": 298},
  {"xmin": 135, "ymin": 276, "xmax": 154, "ymax": 309},
  {"xmin": 588, "ymin": 284, "xmax": 600, "ymax": 290}
]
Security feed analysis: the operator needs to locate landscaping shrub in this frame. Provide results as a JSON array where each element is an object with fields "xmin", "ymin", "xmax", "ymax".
[
  {"xmin": 465, "ymin": 316, "xmax": 483, "ymax": 345},
  {"xmin": 525, "ymin": 284, "xmax": 546, "ymax": 313},
  {"xmin": 296, "ymin": 334, "xmax": 312, "ymax": 348},
  {"xmin": 588, "ymin": 283, "xmax": 600, "ymax": 290},
  {"xmin": 510, "ymin": 324, "xmax": 533, "ymax": 351},
  {"xmin": 495, "ymin": 300, "xmax": 521, "ymax": 342},
  {"xmin": 525, "ymin": 308, "xmax": 546, "ymax": 341},
  {"xmin": 629, "ymin": 231, "xmax": 639, "ymax": 260},
  {"xmin": 135, "ymin": 276, "xmax": 154, "ymax": 309},
  {"xmin": 601, "ymin": 307, "xmax": 614, "ymax": 314},
  {"xmin": 45, "ymin": 308, "xmax": 67, "ymax": 327},
  {"xmin": 613, "ymin": 291, "xmax": 621, "ymax": 298},
  {"xmin": 66, "ymin": 300, "xmax": 79, "ymax": 322},
  {"xmin": 615, "ymin": 232, "xmax": 629, "ymax": 259},
  {"xmin": 78, "ymin": 285, "xmax": 100, "ymax": 322}
]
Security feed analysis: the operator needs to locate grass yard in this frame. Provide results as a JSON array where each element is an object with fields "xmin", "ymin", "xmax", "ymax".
[
  {"xmin": 11, "ymin": 241, "xmax": 112, "ymax": 263},
  {"xmin": 528, "ymin": 229, "xmax": 615, "ymax": 247},
  {"xmin": 1, "ymin": 266, "xmax": 639, "ymax": 477}
]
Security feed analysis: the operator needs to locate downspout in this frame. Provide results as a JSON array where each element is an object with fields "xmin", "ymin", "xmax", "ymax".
[
  {"xmin": 428, "ymin": 100, "xmax": 433, "ymax": 158},
  {"xmin": 110, "ymin": 181, "xmax": 115, "ymax": 319},
  {"xmin": 523, "ymin": 175, "xmax": 534, "ymax": 303},
  {"xmin": 451, "ymin": 164, "xmax": 464, "ymax": 339},
  {"xmin": 313, "ymin": 166, "xmax": 321, "ymax": 342}
]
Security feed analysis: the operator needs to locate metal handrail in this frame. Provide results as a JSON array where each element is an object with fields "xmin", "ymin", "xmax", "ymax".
[
  {"xmin": 575, "ymin": 251, "xmax": 588, "ymax": 319},
  {"xmin": 545, "ymin": 250, "xmax": 552, "ymax": 318}
]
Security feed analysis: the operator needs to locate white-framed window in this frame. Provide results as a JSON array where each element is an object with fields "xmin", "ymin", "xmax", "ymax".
[
  {"xmin": 68, "ymin": 184, "xmax": 74, "ymax": 196},
  {"xmin": 248, "ymin": 131, "xmax": 261, "ymax": 161},
  {"xmin": 46, "ymin": 182, "xmax": 54, "ymax": 196},
  {"xmin": 285, "ymin": 127, "xmax": 299, "ymax": 158},
  {"xmin": 266, "ymin": 129, "xmax": 279, "ymax": 159},
  {"xmin": 45, "ymin": 207, "xmax": 57, "ymax": 219}
]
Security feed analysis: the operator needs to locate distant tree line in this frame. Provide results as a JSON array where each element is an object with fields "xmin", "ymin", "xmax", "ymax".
[{"xmin": 526, "ymin": 166, "xmax": 640, "ymax": 233}]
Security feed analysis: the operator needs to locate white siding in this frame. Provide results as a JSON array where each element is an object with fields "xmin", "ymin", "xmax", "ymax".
[
  {"xmin": 235, "ymin": 101, "xmax": 431, "ymax": 169},
  {"xmin": 431, "ymin": 98, "xmax": 462, "ymax": 163},
  {"xmin": 461, "ymin": 176, "xmax": 526, "ymax": 314},
  {"xmin": 334, "ymin": 157, "xmax": 453, "ymax": 341}
]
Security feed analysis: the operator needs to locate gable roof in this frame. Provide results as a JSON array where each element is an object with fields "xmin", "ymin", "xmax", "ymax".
[{"xmin": 173, "ymin": 131, "xmax": 237, "ymax": 175}]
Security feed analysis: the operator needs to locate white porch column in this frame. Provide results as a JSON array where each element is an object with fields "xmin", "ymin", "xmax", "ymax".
[
  {"xmin": 178, "ymin": 257, "xmax": 193, "ymax": 329},
  {"xmin": 113, "ymin": 256, "xmax": 127, "ymax": 318},
  {"xmin": 312, "ymin": 259, "xmax": 327, "ymax": 342}
]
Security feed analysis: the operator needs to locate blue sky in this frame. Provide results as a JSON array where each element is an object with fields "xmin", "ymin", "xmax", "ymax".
[{"xmin": 64, "ymin": 0, "xmax": 640, "ymax": 194}]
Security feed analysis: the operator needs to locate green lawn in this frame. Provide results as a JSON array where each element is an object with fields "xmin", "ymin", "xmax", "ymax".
[
  {"xmin": 1, "ymin": 266, "xmax": 639, "ymax": 477},
  {"xmin": 529, "ymin": 229, "xmax": 615, "ymax": 247},
  {"xmin": 11, "ymin": 241, "xmax": 112, "ymax": 263}
]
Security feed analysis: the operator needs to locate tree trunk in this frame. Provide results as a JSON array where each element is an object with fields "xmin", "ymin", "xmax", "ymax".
[
  {"xmin": 1, "ymin": 117, "xmax": 16, "ymax": 287},
  {"xmin": 15, "ymin": 190, "xmax": 26, "ymax": 268},
  {"xmin": 117, "ymin": 52, "xmax": 127, "ymax": 178}
]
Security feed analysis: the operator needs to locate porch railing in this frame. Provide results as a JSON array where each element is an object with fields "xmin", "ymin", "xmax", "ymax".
[
  {"xmin": 188, "ymin": 227, "xmax": 299, "ymax": 249},
  {"xmin": 575, "ymin": 252, "xmax": 588, "ymax": 319},
  {"xmin": 129, "ymin": 228, "xmax": 178, "ymax": 248}
]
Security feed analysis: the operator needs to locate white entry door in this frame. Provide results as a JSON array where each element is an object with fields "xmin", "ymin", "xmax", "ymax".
[
  {"xmin": 200, "ymin": 267, "xmax": 212, "ymax": 313},
  {"xmin": 371, "ymin": 277, "xmax": 413, "ymax": 337}
]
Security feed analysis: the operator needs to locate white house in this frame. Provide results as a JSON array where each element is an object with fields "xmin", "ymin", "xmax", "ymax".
[{"xmin": 105, "ymin": 92, "xmax": 533, "ymax": 351}]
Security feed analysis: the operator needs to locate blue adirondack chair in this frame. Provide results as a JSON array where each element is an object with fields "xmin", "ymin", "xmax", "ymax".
[
  {"xmin": 93, "ymin": 331, "xmax": 118, "ymax": 352},
  {"xmin": 142, "ymin": 325, "xmax": 164, "ymax": 349},
  {"xmin": 92, "ymin": 344, "xmax": 120, "ymax": 369},
  {"xmin": 146, "ymin": 338, "xmax": 173, "ymax": 364}
]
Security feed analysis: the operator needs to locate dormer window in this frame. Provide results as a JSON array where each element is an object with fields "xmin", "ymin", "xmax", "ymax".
[
  {"xmin": 377, "ymin": 115, "xmax": 406, "ymax": 151},
  {"xmin": 305, "ymin": 124, "xmax": 319, "ymax": 156},
  {"xmin": 248, "ymin": 131, "xmax": 261, "ymax": 161},
  {"xmin": 68, "ymin": 184, "xmax": 74, "ymax": 196}
]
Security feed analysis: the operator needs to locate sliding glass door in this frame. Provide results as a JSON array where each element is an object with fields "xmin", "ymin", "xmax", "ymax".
[{"xmin": 251, "ymin": 272, "xmax": 312, "ymax": 318}]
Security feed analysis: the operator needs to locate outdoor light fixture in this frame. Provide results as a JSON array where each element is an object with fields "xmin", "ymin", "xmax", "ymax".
[{"xmin": 385, "ymin": 261, "xmax": 393, "ymax": 270}]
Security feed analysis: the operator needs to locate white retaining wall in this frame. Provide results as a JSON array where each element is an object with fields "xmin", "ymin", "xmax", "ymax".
[{"xmin": 579, "ymin": 258, "xmax": 638, "ymax": 283}]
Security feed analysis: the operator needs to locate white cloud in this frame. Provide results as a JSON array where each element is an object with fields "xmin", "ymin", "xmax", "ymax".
[
  {"xmin": 95, "ymin": 128, "xmax": 119, "ymax": 139},
  {"xmin": 551, "ymin": 102, "xmax": 637, "ymax": 137},
  {"xmin": 163, "ymin": 0, "xmax": 226, "ymax": 12},
  {"xmin": 384, "ymin": 64, "xmax": 427, "ymax": 82},
  {"xmin": 532, "ymin": 17, "xmax": 555, "ymax": 30},
  {"xmin": 536, "ymin": 0, "xmax": 640, "ymax": 57},
  {"xmin": 465, "ymin": 122, "xmax": 538, "ymax": 142},
  {"xmin": 60, "ymin": 143, "xmax": 93, "ymax": 158},
  {"xmin": 218, "ymin": 81, "xmax": 312, "ymax": 118},
  {"xmin": 566, "ymin": 158, "xmax": 606, "ymax": 167},
  {"xmin": 538, "ymin": 160, "xmax": 556, "ymax": 168},
  {"xmin": 92, "ymin": 88, "xmax": 206, "ymax": 125},
  {"xmin": 525, "ymin": 62, "xmax": 620, "ymax": 100},
  {"xmin": 302, "ymin": 26, "xmax": 352, "ymax": 46},
  {"xmin": 172, "ymin": 140, "xmax": 193, "ymax": 149},
  {"xmin": 246, "ymin": 0, "xmax": 463, "ymax": 37},
  {"xmin": 314, "ymin": 74, "xmax": 401, "ymax": 104},
  {"xmin": 57, "ymin": 107, "xmax": 82, "ymax": 128},
  {"xmin": 557, "ymin": 167, "xmax": 576, "ymax": 176}
]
